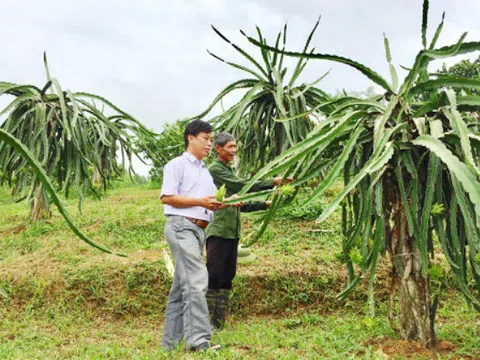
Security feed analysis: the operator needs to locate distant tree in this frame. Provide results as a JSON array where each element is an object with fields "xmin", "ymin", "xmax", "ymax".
[
  {"xmin": 136, "ymin": 120, "xmax": 186, "ymax": 184},
  {"xmin": 346, "ymin": 86, "xmax": 380, "ymax": 99},
  {"xmin": 438, "ymin": 55, "xmax": 480, "ymax": 94}
]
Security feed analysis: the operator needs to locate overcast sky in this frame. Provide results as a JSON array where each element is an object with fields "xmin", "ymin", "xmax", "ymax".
[{"xmin": 1, "ymin": 1, "xmax": 479, "ymax": 174}]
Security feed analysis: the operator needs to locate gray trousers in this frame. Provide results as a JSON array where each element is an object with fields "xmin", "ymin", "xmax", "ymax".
[{"xmin": 161, "ymin": 215, "xmax": 211, "ymax": 350}]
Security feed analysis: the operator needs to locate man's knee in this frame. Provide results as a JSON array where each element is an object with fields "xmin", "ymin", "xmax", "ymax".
[{"xmin": 180, "ymin": 269, "xmax": 208, "ymax": 295}]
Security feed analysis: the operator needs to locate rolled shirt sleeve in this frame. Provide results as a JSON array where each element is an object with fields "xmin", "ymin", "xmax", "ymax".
[{"xmin": 160, "ymin": 162, "xmax": 180, "ymax": 198}]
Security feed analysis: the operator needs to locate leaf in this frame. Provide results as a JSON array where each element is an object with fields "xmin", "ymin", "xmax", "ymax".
[
  {"xmin": 211, "ymin": 26, "xmax": 269, "ymax": 79},
  {"xmin": 389, "ymin": 64, "xmax": 399, "ymax": 93},
  {"xmin": 422, "ymin": 0, "xmax": 429, "ymax": 49},
  {"xmin": 433, "ymin": 211, "xmax": 458, "ymax": 269},
  {"xmin": 443, "ymin": 91, "xmax": 479, "ymax": 176},
  {"xmin": 223, "ymin": 189, "xmax": 274, "ymax": 204},
  {"xmin": 429, "ymin": 119, "xmax": 444, "ymax": 138},
  {"xmin": 40, "ymin": 81, "xmax": 52, "ymax": 96},
  {"xmin": 330, "ymin": 99, "xmax": 386, "ymax": 117},
  {"xmin": 368, "ymin": 188, "xmax": 385, "ymax": 317},
  {"xmin": 66, "ymin": 89, "xmax": 80, "ymax": 129},
  {"xmin": 429, "ymin": 12, "xmax": 445, "ymax": 50},
  {"xmin": 0, "ymin": 93, "xmax": 40, "ymax": 117},
  {"xmin": 238, "ymin": 111, "xmax": 363, "ymax": 195},
  {"xmin": 244, "ymin": 34, "xmax": 394, "ymax": 93},
  {"xmin": 255, "ymin": 26, "xmax": 273, "ymax": 81},
  {"xmin": 207, "ymin": 50, "xmax": 266, "ymax": 82},
  {"xmin": 51, "ymin": 78, "xmax": 71, "ymax": 141},
  {"xmin": 457, "ymin": 95, "xmax": 480, "ymax": 108},
  {"xmin": 316, "ymin": 142, "xmax": 394, "ymax": 223},
  {"xmin": 395, "ymin": 162, "xmax": 420, "ymax": 239},
  {"xmin": 383, "ymin": 33, "xmax": 392, "ymax": 63},
  {"xmin": 374, "ymin": 96, "xmax": 398, "ymax": 150},
  {"xmin": 302, "ymin": 125, "xmax": 364, "ymax": 207},
  {"xmin": 412, "ymin": 135, "xmax": 480, "ymax": 224},
  {"xmin": 382, "ymin": 34, "xmax": 399, "ymax": 92},
  {"xmin": 288, "ymin": 16, "xmax": 321, "ymax": 87},
  {"xmin": 181, "ymin": 79, "xmax": 258, "ymax": 121},
  {"xmin": 243, "ymin": 192, "xmax": 283, "ymax": 247},
  {"xmin": 410, "ymin": 77, "xmax": 480, "ymax": 95},
  {"xmin": 272, "ymin": 69, "xmax": 287, "ymax": 117},
  {"xmin": 451, "ymin": 176, "xmax": 480, "ymax": 276},
  {"xmin": 291, "ymin": 70, "xmax": 330, "ymax": 99},
  {"xmin": 419, "ymin": 153, "xmax": 440, "ymax": 275},
  {"xmin": 422, "ymin": 34, "xmax": 472, "ymax": 59},
  {"xmin": 43, "ymin": 51, "xmax": 52, "ymax": 82}
]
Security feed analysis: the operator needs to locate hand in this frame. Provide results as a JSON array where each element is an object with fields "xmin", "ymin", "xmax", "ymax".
[
  {"xmin": 224, "ymin": 194, "xmax": 244, "ymax": 208},
  {"xmin": 273, "ymin": 176, "xmax": 294, "ymax": 186},
  {"xmin": 201, "ymin": 195, "xmax": 223, "ymax": 211},
  {"xmin": 265, "ymin": 200, "xmax": 272, "ymax": 209}
]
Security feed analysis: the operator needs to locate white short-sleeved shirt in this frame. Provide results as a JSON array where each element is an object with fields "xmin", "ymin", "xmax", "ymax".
[{"xmin": 160, "ymin": 152, "xmax": 216, "ymax": 221}]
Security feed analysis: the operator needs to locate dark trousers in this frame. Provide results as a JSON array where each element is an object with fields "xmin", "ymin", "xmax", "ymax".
[{"xmin": 206, "ymin": 236, "xmax": 239, "ymax": 290}]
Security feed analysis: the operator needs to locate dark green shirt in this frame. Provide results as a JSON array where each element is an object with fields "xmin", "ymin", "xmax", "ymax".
[{"xmin": 206, "ymin": 159, "xmax": 275, "ymax": 240}]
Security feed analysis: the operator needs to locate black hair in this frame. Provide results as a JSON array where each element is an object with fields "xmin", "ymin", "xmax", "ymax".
[{"xmin": 184, "ymin": 120, "xmax": 213, "ymax": 148}]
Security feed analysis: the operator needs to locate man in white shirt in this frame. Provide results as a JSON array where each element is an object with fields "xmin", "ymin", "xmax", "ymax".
[{"xmin": 160, "ymin": 120, "xmax": 223, "ymax": 352}]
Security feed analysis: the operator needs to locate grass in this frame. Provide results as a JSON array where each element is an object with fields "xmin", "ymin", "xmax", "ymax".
[
  {"xmin": 0, "ymin": 296, "xmax": 477, "ymax": 359},
  {"xmin": 0, "ymin": 181, "xmax": 479, "ymax": 359}
]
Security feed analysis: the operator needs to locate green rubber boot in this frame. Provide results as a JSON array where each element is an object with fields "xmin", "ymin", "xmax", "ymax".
[
  {"xmin": 213, "ymin": 289, "xmax": 230, "ymax": 329},
  {"xmin": 206, "ymin": 289, "xmax": 217, "ymax": 328}
]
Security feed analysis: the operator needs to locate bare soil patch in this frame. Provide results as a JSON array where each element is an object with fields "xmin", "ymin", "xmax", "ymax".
[{"xmin": 362, "ymin": 337, "xmax": 472, "ymax": 359}]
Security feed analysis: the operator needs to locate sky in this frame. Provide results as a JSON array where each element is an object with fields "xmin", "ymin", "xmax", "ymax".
[{"xmin": 1, "ymin": 0, "xmax": 479, "ymax": 174}]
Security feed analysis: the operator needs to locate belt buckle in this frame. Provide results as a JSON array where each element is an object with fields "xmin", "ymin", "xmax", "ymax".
[
  {"xmin": 186, "ymin": 217, "xmax": 206, "ymax": 229},
  {"xmin": 197, "ymin": 219, "xmax": 206, "ymax": 229}
]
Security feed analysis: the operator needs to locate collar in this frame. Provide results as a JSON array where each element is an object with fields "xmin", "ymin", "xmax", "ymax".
[
  {"xmin": 215, "ymin": 158, "xmax": 233, "ymax": 170},
  {"xmin": 183, "ymin": 152, "xmax": 205, "ymax": 167}
]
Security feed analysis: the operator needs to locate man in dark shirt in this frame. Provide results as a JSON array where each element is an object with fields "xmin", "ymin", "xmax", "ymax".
[{"xmin": 205, "ymin": 132, "xmax": 292, "ymax": 328}]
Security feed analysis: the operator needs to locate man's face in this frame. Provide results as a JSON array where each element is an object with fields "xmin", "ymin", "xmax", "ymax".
[
  {"xmin": 188, "ymin": 132, "xmax": 213, "ymax": 159},
  {"xmin": 216, "ymin": 140, "xmax": 236, "ymax": 163}
]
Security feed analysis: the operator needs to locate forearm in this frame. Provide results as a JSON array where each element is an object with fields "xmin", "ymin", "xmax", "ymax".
[
  {"xmin": 240, "ymin": 201, "xmax": 268, "ymax": 212},
  {"xmin": 212, "ymin": 168, "xmax": 275, "ymax": 194},
  {"xmin": 161, "ymin": 195, "xmax": 204, "ymax": 208},
  {"xmin": 251, "ymin": 179, "xmax": 275, "ymax": 192}
]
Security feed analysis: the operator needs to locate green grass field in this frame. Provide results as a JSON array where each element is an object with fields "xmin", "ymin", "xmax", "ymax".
[{"xmin": 0, "ymin": 182, "xmax": 479, "ymax": 359}]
